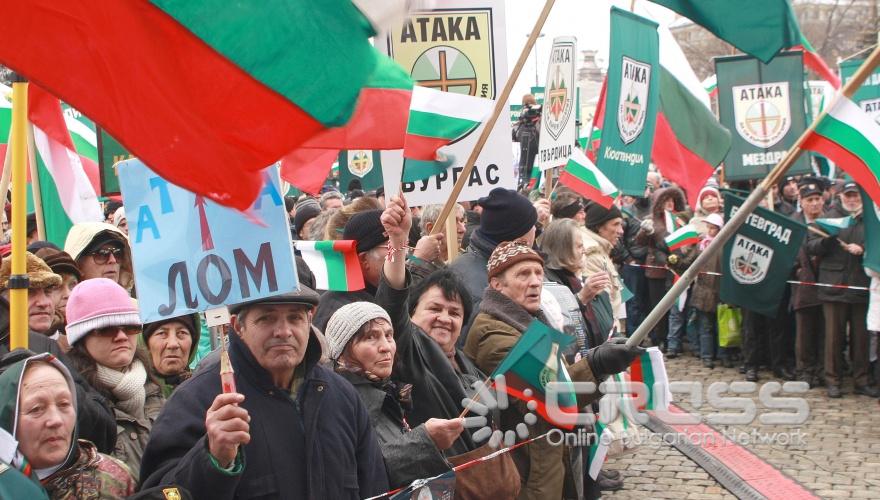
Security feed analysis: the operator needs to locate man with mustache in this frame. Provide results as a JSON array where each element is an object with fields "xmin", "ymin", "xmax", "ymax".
[{"xmin": 140, "ymin": 286, "xmax": 388, "ymax": 499}]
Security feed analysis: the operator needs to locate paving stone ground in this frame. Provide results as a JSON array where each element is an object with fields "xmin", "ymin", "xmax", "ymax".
[{"xmin": 603, "ymin": 353, "xmax": 880, "ymax": 498}]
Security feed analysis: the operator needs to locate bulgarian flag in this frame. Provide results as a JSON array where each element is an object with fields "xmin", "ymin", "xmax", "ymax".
[
  {"xmin": 646, "ymin": 0, "xmax": 840, "ymax": 88},
  {"xmin": 640, "ymin": 5, "xmax": 731, "ymax": 208},
  {"xmin": 1, "ymin": 84, "xmax": 103, "ymax": 246},
  {"xmin": 490, "ymin": 320, "xmax": 579, "ymax": 430},
  {"xmin": 802, "ymin": 97, "xmax": 880, "ymax": 206},
  {"xmin": 295, "ymin": 240, "xmax": 365, "ymax": 292},
  {"xmin": 585, "ymin": 77, "xmax": 607, "ymax": 163},
  {"xmin": 664, "ymin": 210, "xmax": 684, "ymax": 231},
  {"xmin": 664, "ymin": 223, "xmax": 700, "ymax": 251},
  {"xmin": 815, "ymin": 215, "xmax": 854, "ymax": 236},
  {"xmin": 526, "ymin": 164, "xmax": 542, "ymax": 191},
  {"xmin": 402, "ymin": 86, "xmax": 494, "ymax": 182},
  {"xmin": 628, "ymin": 347, "xmax": 672, "ymax": 411},
  {"xmin": 702, "ymin": 74, "xmax": 718, "ymax": 98},
  {"xmin": 587, "ymin": 420, "xmax": 612, "ymax": 480},
  {"xmin": 282, "ymin": 52, "xmax": 415, "ymax": 194},
  {"xmin": 559, "ymin": 148, "xmax": 619, "ymax": 209},
  {"xmin": 670, "ymin": 270, "xmax": 688, "ymax": 312},
  {"xmin": 0, "ymin": 0, "xmax": 401, "ymax": 210}
]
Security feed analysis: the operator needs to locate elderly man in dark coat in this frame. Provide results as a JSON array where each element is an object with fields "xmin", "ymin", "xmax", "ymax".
[
  {"xmin": 465, "ymin": 242, "xmax": 644, "ymax": 499},
  {"xmin": 139, "ymin": 287, "xmax": 388, "ymax": 499}
]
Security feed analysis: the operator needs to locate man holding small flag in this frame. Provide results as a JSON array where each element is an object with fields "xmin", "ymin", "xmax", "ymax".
[
  {"xmin": 805, "ymin": 181, "xmax": 877, "ymax": 398},
  {"xmin": 464, "ymin": 241, "xmax": 643, "ymax": 499}
]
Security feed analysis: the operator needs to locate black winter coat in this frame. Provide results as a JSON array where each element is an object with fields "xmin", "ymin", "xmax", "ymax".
[
  {"xmin": 448, "ymin": 229, "xmax": 497, "ymax": 339},
  {"xmin": 0, "ymin": 297, "xmax": 116, "ymax": 454},
  {"xmin": 338, "ymin": 372, "xmax": 449, "ymax": 489},
  {"xmin": 139, "ymin": 330, "xmax": 388, "ymax": 499},
  {"xmin": 790, "ymin": 212, "xmax": 822, "ymax": 310},
  {"xmin": 805, "ymin": 206, "xmax": 870, "ymax": 304},
  {"xmin": 376, "ymin": 273, "xmax": 482, "ymax": 456}
]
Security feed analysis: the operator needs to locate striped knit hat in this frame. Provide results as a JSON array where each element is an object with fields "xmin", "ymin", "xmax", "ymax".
[{"xmin": 487, "ymin": 241, "xmax": 544, "ymax": 279}]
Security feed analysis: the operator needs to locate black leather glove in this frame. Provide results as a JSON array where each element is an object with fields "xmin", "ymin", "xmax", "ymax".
[{"xmin": 585, "ymin": 338, "xmax": 646, "ymax": 378}]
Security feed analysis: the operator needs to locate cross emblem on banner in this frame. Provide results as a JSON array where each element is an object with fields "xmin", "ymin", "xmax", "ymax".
[{"xmin": 418, "ymin": 49, "xmax": 478, "ymax": 95}]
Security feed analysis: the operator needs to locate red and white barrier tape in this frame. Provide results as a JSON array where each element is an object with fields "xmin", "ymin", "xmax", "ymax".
[{"xmin": 623, "ymin": 263, "xmax": 869, "ymax": 291}]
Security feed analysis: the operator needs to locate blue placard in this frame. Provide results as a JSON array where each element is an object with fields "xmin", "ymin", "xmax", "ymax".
[{"xmin": 118, "ymin": 160, "xmax": 298, "ymax": 323}]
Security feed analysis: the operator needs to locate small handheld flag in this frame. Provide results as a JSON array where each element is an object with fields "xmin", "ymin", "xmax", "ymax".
[
  {"xmin": 814, "ymin": 216, "xmax": 854, "ymax": 236},
  {"xmin": 664, "ymin": 224, "xmax": 700, "ymax": 251}
]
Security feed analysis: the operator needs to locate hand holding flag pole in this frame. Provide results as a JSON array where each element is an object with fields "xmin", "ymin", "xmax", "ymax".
[{"xmin": 626, "ymin": 43, "xmax": 880, "ymax": 348}]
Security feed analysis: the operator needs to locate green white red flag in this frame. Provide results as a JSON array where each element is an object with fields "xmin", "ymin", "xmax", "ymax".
[
  {"xmin": 559, "ymin": 148, "xmax": 619, "ymax": 209},
  {"xmin": 628, "ymin": 347, "xmax": 672, "ymax": 411},
  {"xmin": 490, "ymin": 320, "xmax": 579, "ymax": 430},
  {"xmin": 802, "ymin": 97, "xmax": 880, "ymax": 206},
  {"xmin": 585, "ymin": 78, "xmax": 606, "ymax": 163},
  {"xmin": 0, "ymin": 0, "xmax": 397, "ymax": 210},
  {"xmin": 815, "ymin": 215, "xmax": 854, "ymax": 236},
  {"xmin": 295, "ymin": 240, "xmax": 365, "ymax": 292},
  {"xmin": 402, "ymin": 86, "xmax": 493, "ymax": 181},
  {"xmin": 664, "ymin": 223, "xmax": 700, "ymax": 251},
  {"xmin": 587, "ymin": 420, "xmax": 611, "ymax": 480},
  {"xmin": 646, "ymin": 0, "xmax": 840, "ymax": 88},
  {"xmin": 702, "ymin": 74, "xmax": 718, "ymax": 98}
]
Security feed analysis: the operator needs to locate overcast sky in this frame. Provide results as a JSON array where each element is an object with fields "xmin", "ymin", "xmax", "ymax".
[{"xmin": 503, "ymin": 0, "xmax": 676, "ymax": 103}]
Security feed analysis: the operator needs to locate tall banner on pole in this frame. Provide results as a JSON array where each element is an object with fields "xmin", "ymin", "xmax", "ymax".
[
  {"xmin": 720, "ymin": 192, "xmax": 807, "ymax": 317},
  {"xmin": 596, "ymin": 7, "xmax": 659, "ymax": 196},
  {"xmin": 381, "ymin": 0, "xmax": 513, "ymax": 206},
  {"xmin": 716, "ymin": 52, "xmax": 812, "ymax": 181},
  {"xmin": 840, "ymin": 59, "xmax": 880, "ymax": 123},
  {"xmin": 118, "ymin": 161, "xmax": 299, "ymax": 323},
  {"xmin": 536, "ymin": 36, "xmax": 577, "ymax": 171}
]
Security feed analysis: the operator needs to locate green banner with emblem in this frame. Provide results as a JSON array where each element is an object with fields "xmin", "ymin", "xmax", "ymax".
[
  {"xmin": 720, "ymin": 192, "xmax": 807, "ymax": 317},
  {"xmin": 96, "ymin": 126, "xmax": 134, "ymax": 196},
  {"xmin": 715, "ymin": 52, "xmax": 811, "ymax": 181},
  {"xmin": 338, "ymin": 150, "xmax": 383, "ymax": 192},
  {"xmin": 596, "ymin": 7, "xmax": 659, "ymax": 197},
  {"xmin": 862, "ymin": 188, "xmax": 880, "ymax": 274}
]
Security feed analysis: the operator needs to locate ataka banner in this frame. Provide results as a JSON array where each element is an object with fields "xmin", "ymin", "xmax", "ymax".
[
  {"xmin": 118, "ymin": 161, "xmax": 299, "ymax": 323},
  {"xmin": 840, "ymin": 59, "xmax": 880, "ymax": 124},
  {"xmin": 720, "ymin": 192, "xmax": 806, "ymax": 317},
  {"xmin": 536, "ymin": 36, "xmax": 577, "ymax": 171},
  {"xmin": 596, "ymin": 7, "xmax": 659, "ymax": 196},
  {"xmin": 862, "ymin": 188, "xmax": 880, "ymax": 274},
  {"xmin": 381, "ymin": 0, "xmax": 513, "ymax": 205},
  {"xmin": 716, "ymin": 52, "xmax": 811, "ymax": 181},
  {"xmin": 338, "ymin": 150, "xmax": 383, "ymax": 191}
]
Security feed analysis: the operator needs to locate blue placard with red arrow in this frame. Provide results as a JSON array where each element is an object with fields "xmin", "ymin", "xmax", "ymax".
[{"xmin": 118, "ymin": 159, "xmax": 299, "ymax": 323}]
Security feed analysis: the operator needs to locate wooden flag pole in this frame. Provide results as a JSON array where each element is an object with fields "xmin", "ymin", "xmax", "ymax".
[
  {"xmin": 9, "ymin": 79, "xmax": 29, "ymax": 350},
  {"xmin": 429, "ymin": 0, "xmax": 557, "ymax": 236},
  {"xmin": 445, "ymin": 208, "xmax": 459, "ymax": 262},
  {"xmin": 626, "ymin": 44, "xmax": 880, "ymax": 348},
  {"xmin": 26, "ymin": 123, "xmax": 46, "ymax": 240}
]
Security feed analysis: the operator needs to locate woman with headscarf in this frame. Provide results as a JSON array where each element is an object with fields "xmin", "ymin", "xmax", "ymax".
[
  {"xmin": 325, "ymin": 301, "xmax": 463, "ymax": 489},
  {"xmin": 64, "ymin": 278, "xmax": 164, "ymax": 479},
  {"xmin": 141, "ymin": 313, "xmax": 200, "ymax": 397},
  {"xmin": 0, "ymin": 351, "xmax": 136, "ymax": 498}
]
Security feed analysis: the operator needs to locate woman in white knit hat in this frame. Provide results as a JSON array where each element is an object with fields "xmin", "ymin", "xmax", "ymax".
[
  {"xmin": 64, "ymin": 278, "xmax": 164, "ymax": 480},
  {"xmin": 326, "ymin": 301, "xmax": 464, "ymax": 489}
]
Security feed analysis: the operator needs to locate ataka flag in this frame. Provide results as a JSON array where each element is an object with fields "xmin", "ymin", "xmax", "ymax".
[
  {"xmin": 490, "ymin": 320, "xmax": 579, "ymax": 430},
  {"xmin": 862, "ymin": 188, "xmax": 880, "ymax": 274}
]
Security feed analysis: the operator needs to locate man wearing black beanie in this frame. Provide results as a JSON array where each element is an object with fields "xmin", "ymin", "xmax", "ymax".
[
  {"xmin": 312, "ymin": 209, "xmax": 388, "ymax": 331},
  {"xmin": 448, "ymin": 188, "xmax": 538, "ymax": 342}
]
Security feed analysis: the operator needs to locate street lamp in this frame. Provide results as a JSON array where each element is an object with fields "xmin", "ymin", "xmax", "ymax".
[{"xmin": 528, "ymin": 33, "xmax": 546, "ymax": 88}]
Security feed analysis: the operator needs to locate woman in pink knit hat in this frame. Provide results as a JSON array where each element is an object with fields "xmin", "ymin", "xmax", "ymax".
[{"xmin": 64, "ymin": 278, "xmax": 165, "ymax": 481}]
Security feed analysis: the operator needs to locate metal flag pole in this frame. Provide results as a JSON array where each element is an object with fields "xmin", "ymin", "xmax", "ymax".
[
  {"xmin": 627, "ymin": 44, "xmax": 880, "ymax": 347},
  {"xmin": 9, "ymin": 77, "xmax": 29, "ymax": 350},
  {"xmin": 429, "ymin": 0, "xmax": 558, "ymax": 236}
]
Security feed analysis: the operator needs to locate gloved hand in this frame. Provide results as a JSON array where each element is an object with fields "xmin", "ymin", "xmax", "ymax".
[
  {"xmin": 639, "ymin": 218, "xmax": 654, "ymax": 235},
  {"xmin": 585, "ymin": 338, "xmax": 645, "ymax": 378}
]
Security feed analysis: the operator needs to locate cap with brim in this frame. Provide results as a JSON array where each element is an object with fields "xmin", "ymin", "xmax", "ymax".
[
  {"xmin": 229, "ymin": 285, "xmax": 320, "ymax": 315},
  {"xmin": 842, "ymin": 182, "xmax": 859, "ymax": 193},
  {"xmin": 80, "ymin": 231, "xmax": 125, "ymax": 259},
  {"xmin": 798, "ymin": 177, "xmax": 823, "ymax": 198}
]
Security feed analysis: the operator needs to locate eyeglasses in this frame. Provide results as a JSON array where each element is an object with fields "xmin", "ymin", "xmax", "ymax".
[
  {"xmin": 90, "ymin": 247, "xmax": 124, "ymax": 264},
  {"xmin": 92, "ymin": 325, "xmax": 141, "ymax": 337}
]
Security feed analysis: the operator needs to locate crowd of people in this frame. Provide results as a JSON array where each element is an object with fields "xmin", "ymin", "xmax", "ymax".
[{"xmin": 0, "ymin": 134, "xmax": 878, "ymax": 498}]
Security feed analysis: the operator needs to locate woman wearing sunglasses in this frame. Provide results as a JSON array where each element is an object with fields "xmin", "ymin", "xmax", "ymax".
[
  {"xmin": 64, "ymin": 222, "xmax": 134, "ymax": 294},
  {"xmin": 64, "ymin": 278, "xmax": 165, "ymax": 480}
]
